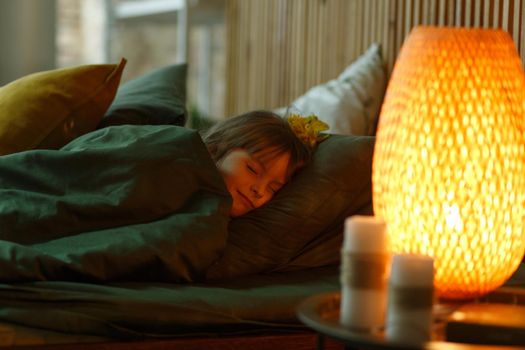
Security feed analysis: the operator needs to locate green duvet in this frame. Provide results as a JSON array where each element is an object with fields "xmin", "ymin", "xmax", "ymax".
[
  {"xmin": 0, "ymin": 125, "xmax": 342, "ymax": 339},
  {"xmin": 0, "ymin": 125, "xmax": 232, "ymax": 282}
]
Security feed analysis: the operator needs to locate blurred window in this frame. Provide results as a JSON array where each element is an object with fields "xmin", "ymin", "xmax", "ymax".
[{"xmin": 56, "ymin": 0, "xmax": 226, "ymax": 121}]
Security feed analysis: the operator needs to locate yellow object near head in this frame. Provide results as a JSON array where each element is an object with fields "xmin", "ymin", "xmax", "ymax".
[{"xmin": 287, "ymin": 114, "xmax": 329, "ymax": 148}]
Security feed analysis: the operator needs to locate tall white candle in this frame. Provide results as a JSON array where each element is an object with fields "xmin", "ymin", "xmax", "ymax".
[
  {"xmin": 340, "ymin": 215, "xmax": 388, "ymax": 331},
  {"xmin": 386, "ymin": 254, "xmax": 434, "ymax": 345}
]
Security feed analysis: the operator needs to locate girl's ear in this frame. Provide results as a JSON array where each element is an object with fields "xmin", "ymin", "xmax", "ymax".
[{"xmin": 206, "ymin": 144, "xmax": 219, "ymax": 162}]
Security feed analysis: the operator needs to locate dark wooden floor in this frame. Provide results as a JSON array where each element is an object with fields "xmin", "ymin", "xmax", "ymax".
[{"xmin": 8, "ymin": 332, "xmax": 344, "ymax": 350}]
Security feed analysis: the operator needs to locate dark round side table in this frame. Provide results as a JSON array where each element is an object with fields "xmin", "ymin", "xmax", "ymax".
[{"xmin": 297, "ymin": 291, "xmax": 524, "ymax": 350}]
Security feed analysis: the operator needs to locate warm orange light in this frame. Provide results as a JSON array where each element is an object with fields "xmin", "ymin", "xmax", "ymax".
[{"xmin": 373, "ymin": 26, "xmax": 525, "ymax": 300}]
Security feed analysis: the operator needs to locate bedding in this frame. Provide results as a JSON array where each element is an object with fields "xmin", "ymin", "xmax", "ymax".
[
  {"xmin": 0, "ymin": 124, "xmax": 374, "ymax": 283},
  {"xmin": 0, "ymin": 123, "xmax": 370, "ymax": 345},
  {"xmin": 0, "ymin": 124, "xmax": 231, "ymax": 282},
  {"xmin": 0, "ymin": 58, "xmax": 377, "ymax": 347},
  {"xmin": 0, "ymin": 125, "xmax": 371, "ymax": 343},
  {"xmin": 98, "ymin": 63, "xmax": 188, "ymax": 128},
  {"xmin": 0, "ymin": 266, "xmax": 339, "ymax": 341}
]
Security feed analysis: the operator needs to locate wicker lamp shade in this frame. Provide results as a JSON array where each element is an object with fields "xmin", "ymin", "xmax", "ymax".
[{"xmin": 372, "ymin": 26, "xmax": 525, "ymax": 300}]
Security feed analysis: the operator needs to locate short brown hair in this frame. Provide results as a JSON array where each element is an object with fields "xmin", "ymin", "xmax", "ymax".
[{"xmin": 201, "ymin": 110, "xmax": 312, "ymax": 178}]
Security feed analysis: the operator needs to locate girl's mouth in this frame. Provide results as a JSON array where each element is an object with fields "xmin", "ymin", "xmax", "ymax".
[{"xmin": 237, "ymin": 191, "xmax": 254, "ymax": 209}]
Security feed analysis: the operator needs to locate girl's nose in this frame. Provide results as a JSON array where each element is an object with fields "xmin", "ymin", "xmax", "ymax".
[{"xmin": 250, "ymin": 185, "xmax": 263, "ymax": 199}]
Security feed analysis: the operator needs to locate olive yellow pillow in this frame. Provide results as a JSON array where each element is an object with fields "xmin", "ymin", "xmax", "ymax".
[{"xmin": 0, "ymin": 59, "xmax": 126, "ymax": 155}]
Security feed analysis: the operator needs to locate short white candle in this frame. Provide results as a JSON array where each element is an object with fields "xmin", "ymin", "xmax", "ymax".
[
  {"xmin": 340, "ymin": 215, "xmax": 388, "ymax": 331},
  {"xmin": 386, "ymin": 254, "xmax": 434, "ymax": 345}
]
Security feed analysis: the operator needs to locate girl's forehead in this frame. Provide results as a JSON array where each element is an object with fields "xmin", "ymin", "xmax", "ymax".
[
  {"xmin": 250, "ymin": 146, "xmax": 285, "ymax": 160},
  {"xmin": 251, "ymin": 148, "xmax": 295, "ymax": 180},
  {"xmin": 251, "ymin": 151, "xmax": 284, "ymax": 169}
]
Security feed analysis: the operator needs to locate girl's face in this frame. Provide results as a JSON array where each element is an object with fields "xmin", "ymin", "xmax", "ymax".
[{"xmin": 217, "ymin": 149, "xmax": 291, "ymax": 217}]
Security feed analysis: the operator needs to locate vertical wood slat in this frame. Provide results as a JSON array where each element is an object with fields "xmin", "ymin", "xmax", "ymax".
[
  {"xmin": 522, "ymin": 0, "xmax": 525, "ymax": 66},
  {"xmin": 295, "ymin": 0, "xmax": 302, "ymax": 99},
  {"xmin": 395, "ymin": 0, "xmax": 405, "ymax": 64},
  {"xmin": 513, "ymin": 0, "xmax": 521, "ymax": 48},
  {"xmin": 288, "ymin": 0, "xmax": 297, "ymax": 104},
  {"xmin": 355, "ymin": 0, "xmax": 364, "ymax": 58},
  {"xmin": 503, "ymin": 0, "xmax": 510, "ymax": 31},
  {"xmin": 316, "ymin": 0, "xmax": 324, "ymax": 85},
  {"xmin": 404, "ymin": 0, "xmax": 412, "ymax": 37},
  {"xmin": 363, "ymin": 0, "xmax": 371, "ymax": 52},
  {"xmin": 267, "ymin": 0, "xmax": 274, "ymax": 109},
  {"xmin": 252, "ymin": 0, "xmax": 262, "ymax": 108},
  {"xmin": 456, "ymin": 0, "xmax": 462, "ymax": 25},
  {"xmin": 387, "ymin": 0, "xmax": 397, "ymax": 73},
  {"xmin": 465, "ymin": 0, "xmax": 472, "ymax": 26},
  {"xmin": 307, "ymin": 0, "xmax": 316, "ymax": 90},
  {"xmin": 226, "ymin": 0, "xmax": 525, "ymax": 116},
  {"xmin": 518, "ymin": 0, "xmax": 525, "ymax": 66},
  {"xmin": 259, "ymin": 0, "xmax": 267, "ymax": 106},
  {"xmin": 484, "ymin": 0, "xmax": 491, "ymax": 25},
  {"xmin": 474, "ymin": 0, "xmax": 481, "ymax": 27},
  {"xmin": 346, "ymin": 0, "xmax": 357, "ymax": 67},
  {"xmin": 413, "ymin": 0, "xmax": 421, "ymax": 26},
  {"xmin": 494, "ymin": 0, "xmax": 501, "ymax": 27},
  {"xmin": 439, "ymin": 0, "xmax": 446, "ymax": 25},
  {"xmin": 372, "ymin": 0, "xmax": 379, "ymax": 44},
  {"xmin": 237, "ymin": 0, "xmax": 248, "ymax": 113},
  {"xmin": 225, "ymin": 0, "xmax": 235, "ymax": 114}
]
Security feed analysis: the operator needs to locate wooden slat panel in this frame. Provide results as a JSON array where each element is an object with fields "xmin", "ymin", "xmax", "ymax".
[{"xmin": 225, "ymin": 0, "xmax": 525, "ymax": 116}]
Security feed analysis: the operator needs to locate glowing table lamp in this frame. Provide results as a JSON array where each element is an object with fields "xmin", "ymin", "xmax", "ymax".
[{"xmin": 372, "ymin": 26, "xmax": 525, "ymax": 300}]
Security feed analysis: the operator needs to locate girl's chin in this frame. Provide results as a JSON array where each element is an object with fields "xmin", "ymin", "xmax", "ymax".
[{"xmin": 229, "ymin": 203, "xmax": 251, "ymax": 217}]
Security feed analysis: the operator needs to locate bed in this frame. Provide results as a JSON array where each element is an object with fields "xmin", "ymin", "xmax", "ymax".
[
  {"xmin": 2, "ymin": 1, "xmax": 524, "ymax": 346},
  {"xmin": 0, "ymin": 36, "xmax": 382, "ymax": 349}
]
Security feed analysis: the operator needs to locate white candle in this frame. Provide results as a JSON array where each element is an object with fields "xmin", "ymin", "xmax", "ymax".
[
  {"xmin": 386, "ymin": 254, "xmax": 434, "ymax": 346},
  {"xmin": 339, "ymin": 215, "xmax": 389, "ymax": 331}
]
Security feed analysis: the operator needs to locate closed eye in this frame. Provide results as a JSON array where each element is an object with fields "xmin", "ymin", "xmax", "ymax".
[
  {"xmin": 269, "ymin": 183, "xmax": 283, "ymax": 194},
  {"xmin": 247, "ymin": 164, "xmax": 258, "ymax": 175}
]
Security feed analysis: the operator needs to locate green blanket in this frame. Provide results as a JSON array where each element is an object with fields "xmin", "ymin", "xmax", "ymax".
[{"xmin": 0, "ymin": 125, "xmax": 232, "ymax": 282}]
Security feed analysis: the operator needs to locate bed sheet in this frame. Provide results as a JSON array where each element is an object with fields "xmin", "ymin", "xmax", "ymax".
[{"xmin": 0, "ymin": 266, "xmax": 339, "ymax": 347}]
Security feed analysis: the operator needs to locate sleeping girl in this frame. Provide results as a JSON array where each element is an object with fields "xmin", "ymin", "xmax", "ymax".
[
  {"xmin": 202, "ymin": 110, "xmax": 313, "ymax": 217},
  {"xmin": 0, "ymin": 110, "xmax": 327, "ymax": 282}
]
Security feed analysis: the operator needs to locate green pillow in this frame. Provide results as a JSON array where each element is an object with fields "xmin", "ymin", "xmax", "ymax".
[
  {"xmin": 0, "ymin": 60, "xmax": 126, "ymax": 155},
  {"xmin": 206, "ymin": 134, "xmax": 375, "ymax": 280},
  {"xmin": 98, "ymin": 63, "xmax": 188, "ymax": 128},
  {"xmin": 274, "ymin": 202, "xmax": 373, "ymax": 272}
]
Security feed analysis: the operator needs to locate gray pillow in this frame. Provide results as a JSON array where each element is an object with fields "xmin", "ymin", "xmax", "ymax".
[
  {"xmin": 206, "ymin": 134, "xmax": 375, "ymax": 280},
  {"xmin": 274, "ymin": 44, "xmax": 386, "ymax": 136},
  {"xmin": 98, "ymin": 63, "xmax": 187, "ymax": 128}
]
